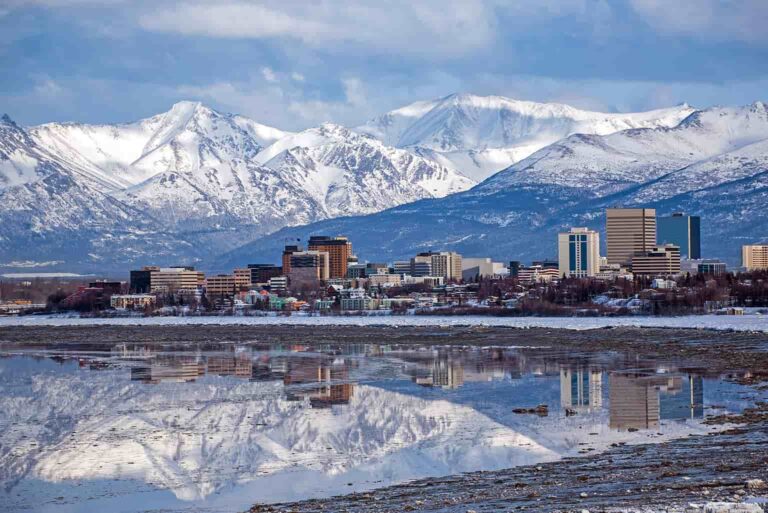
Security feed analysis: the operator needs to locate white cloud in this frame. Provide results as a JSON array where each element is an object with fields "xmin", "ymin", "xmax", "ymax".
[
  {"xmin": 175, "ymin": 76, "xmax": 381, "ymax": 130},
  {"xmin": 138, "ymin": 0, "xmax": 497, "ymax": 58},
  {"xmin": 629, "ymin": 0, "xmax": 768, "ymax": 44},
  {"xmin": 32, "ymin": 76, "xmax": 65, "ymax": 99},
  {"xmin": 342, "ymin": 77, "xmax": 365, "ymax": 107},
  {"xmin": 261, "ymin": 67, "xmax": 277, "ymax": 83},
  {"xmin": 291, "ymin": 72, "xmax": 305, "ymax": 82}
]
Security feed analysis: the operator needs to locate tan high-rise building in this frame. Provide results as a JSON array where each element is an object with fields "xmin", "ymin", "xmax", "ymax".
[
  {"xmin": 606, "ymin": 208, "xmax": 657, "ymax": 266},
  {"xmin": 742, "ymin": 244, "xmax": 768, "ymax": 271},
  {"xmin": 308, "ymin": 236, "xmax": 352, "ymax": 279},
  {"xmin": 416, "ymin": 251, "xmax": 463, "ymax": 281}
]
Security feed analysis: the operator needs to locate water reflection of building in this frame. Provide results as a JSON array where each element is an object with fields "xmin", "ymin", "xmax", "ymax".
[
  {"xmin": 207, "ymin": 356, "xmax": 253, "ymax": 378},
  {"xmin": 414, "ymin": 359, "xmax": 465, "ymax": 389},
  {"xmin": 609, "ymin": 373, "xmax": 704, "ymax": 431},
  {"xmin": 560, "ymin": 368, "xmax": 603, "ymax": 411},
  {"xmin": 660, "ymin": 375, "xmax": 704, "ymax": 420},
  {"xmin": 283, "ymin": 358, "xmax": 354, "ymax": 408},
  {"xmin": 131, "ymin": 356, "xmax": 204, "ymax": 384}
]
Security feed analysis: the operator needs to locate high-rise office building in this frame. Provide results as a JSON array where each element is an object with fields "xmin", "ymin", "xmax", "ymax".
[
  {"xmin": 308, "ymin": 236, "xmax": 353, "ymax": 279},
  {"xmin": 558, "ymin": 227, "xmax": 600, "ymax": 278},
  {"xmin": 416, "ymin": 251, "xmax": 463, "ymax": 281},
  {"xmin": 288, "ymin": 250, "xmax": 330, "ymax": 287},
  {"xmin": 129, "ymin": 268, "xmax": 153, "ymax": 293},
  {"xmin": 606, "ymin": 208, "xmax": 657, "ymax": 266},
  {"xmin": 282, "ymin": 245, "xmax": 302, "ymax": 275},
  {"xmin": 657, "ymin": 213, "xmax": 701, "ymax": 259},
  {"xmin": 742, "ymin": 244, "xmax": 768, "ymax": 271}
]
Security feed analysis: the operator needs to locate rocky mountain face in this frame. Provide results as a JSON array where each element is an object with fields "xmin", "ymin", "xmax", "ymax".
[
  {"xmin": 0, "ymin": 103, "xmax": 473, "ymax": 272},
  {"xmin": 356, "ymin": 93, "xmax": 694, "ymax": 182},
  {"xmin": 219, "ymin": 102, "xmax": 768, "ymax": 269}
]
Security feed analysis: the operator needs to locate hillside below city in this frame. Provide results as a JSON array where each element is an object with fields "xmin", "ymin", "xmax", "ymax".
[{"xmin": 1, "ymin": 94, "xmax": 766, "ymax": 273}]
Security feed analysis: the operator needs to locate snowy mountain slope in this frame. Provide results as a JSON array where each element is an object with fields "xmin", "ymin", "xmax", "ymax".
[
  {"xmin": 257, "ymin": 123, "xmax": 475, "ymax": 217},
  {"xmin": 29, "ymin": 102, "xmax": 291, "ymax": 192},
  {"xmin": 0, "ymin": 115, "xmax": 204, "ymax": 270},
  {"xmin": 356, "ymin": 93, "xmax": 695, "ymax": 181},
  {"xmin": 0, "ymin": 115, "xmax": 54, "ymax": 189},
  {"xmin": 479, "ymin": 102, "xmax": 768, "ymax": 197},
  {"xmin": 221, "ymin": 102, "xmax": 768, "ymax": 268}
]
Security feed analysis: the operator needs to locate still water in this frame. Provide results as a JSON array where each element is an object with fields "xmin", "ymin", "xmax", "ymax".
[{"xmin": 0, "ymin": 341, "xmax": 758, "ymax": 513}]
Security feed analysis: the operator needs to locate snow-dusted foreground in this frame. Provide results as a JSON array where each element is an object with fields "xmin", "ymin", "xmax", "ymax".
[{"xmin": 1, "ymin": 313, "xmax": 767, "ymax": 332}]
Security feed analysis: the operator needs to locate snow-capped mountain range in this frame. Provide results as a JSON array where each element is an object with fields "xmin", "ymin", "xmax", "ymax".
[
  {"xmin": 1, "ymin": 95, "xmax": 766, "ymax": 272},
  {"xmin": 356, "ymin": 93, "xmax": 694, "ymax": 182},
  {"xmin": 220, "ymin": 101, "xmax": 768, "ymax": 269}
]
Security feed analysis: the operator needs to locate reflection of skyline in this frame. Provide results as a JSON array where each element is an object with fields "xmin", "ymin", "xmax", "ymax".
[
  {"xmin": 609, "ymin": 373, "xmax": 704, "ymax": 431},
  {"xmin": 284, "ymin": 357, "xmax": 355, "ymax": 407},
  {"xmin": 560, "ymin": 368, "xmax": 603, "ymax": 412},
  {"xmin": 128, "ymin": 351, "xmax": 356, "ymax": 408},
  {"xmin": 414, "ymin": 359, "xmax": 465, "ymax": 389},
  {"xmin": 130, "ymin": 356, "xmax": 204, "ymax": 383}
]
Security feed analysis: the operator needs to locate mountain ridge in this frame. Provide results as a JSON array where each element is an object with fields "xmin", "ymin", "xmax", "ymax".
[{"xmin": 2, "ymin": 96, "xmax": 764, "ymax": 273}]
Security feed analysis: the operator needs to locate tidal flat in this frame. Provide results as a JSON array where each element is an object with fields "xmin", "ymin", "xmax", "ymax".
[{"xmin": 0, "ymin": 325, "xmax": 766, "ymax": 513}]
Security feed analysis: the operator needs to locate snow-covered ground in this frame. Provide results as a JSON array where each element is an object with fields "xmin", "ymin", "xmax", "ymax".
[{"xmin": 1, "ymin": 314, "xmax": 767, "ymax": 331}]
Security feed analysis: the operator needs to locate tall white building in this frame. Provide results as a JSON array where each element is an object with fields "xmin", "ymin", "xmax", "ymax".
[{"xmin": 558, "ymin": 227, "xmax": 600, "ymax": 278}]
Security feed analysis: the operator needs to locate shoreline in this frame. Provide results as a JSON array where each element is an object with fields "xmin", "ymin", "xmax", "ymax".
[
  {"xmin": 2, "ymin": 324, "xmax": 768, "ymax": 381},
  {"xmin": 1, "ymin": 313, "xmax": 767, "ymax": 332}
]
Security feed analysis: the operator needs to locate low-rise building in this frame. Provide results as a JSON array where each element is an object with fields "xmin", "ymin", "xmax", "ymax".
[
  {"xmin": 268, "ymin": 276, "xmax": 288, "ymax": 293},
  {"xmin": 461, "ymin": 257, "xmax": 506, "ymax": 281},
  {"xmin": 234, "ymin": 268, "xmax": 252, "ymax": 289},
  {"xmin": 631, "ymin": 244, "xmax": 681, "ymax": 276},
  {"xmin": 698, "ymin": 260, "xmax": 727, "ymax": 275},
  {"xmin": 205, "ymin": 274, "xmax": 237, "ymax": 296},
  {"xmin": 111, "ymin": 294, "xmax": 156, "ymax": 309},
  {"xmin": 247, "ymin": 264, "xmax": 283, "ymax": 285},
  {"xmin": 518, "ymin": 266, "xmax": 559, "ymax": 283},
  {"xmin": 366, "ymin": 273, "xmax": 402, "ymax": 287},
  {"xmin": 142, "ymin": 266, "xmax": 205, "ymax": 293}
]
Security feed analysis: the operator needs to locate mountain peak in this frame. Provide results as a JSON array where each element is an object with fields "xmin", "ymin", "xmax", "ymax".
[
  {"xmin": 169, "ymin": 100, "xmax": 204, "ymax": 111},
  {"xmin": 1, "ymin": 113, "xmax": 16, "ymax": 126}
]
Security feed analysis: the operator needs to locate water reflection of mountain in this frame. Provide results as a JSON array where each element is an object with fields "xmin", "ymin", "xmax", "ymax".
[
  {"xmin": 0, "ymin": 364, "xmax": 555, "ymax": 508},
  {"xmin": 609, "ymin": 373, "xmax": 704, "ymax": 431},
  {"xmin": 0, "ymin": 344, "xmax": 724, "ymax": 513}
]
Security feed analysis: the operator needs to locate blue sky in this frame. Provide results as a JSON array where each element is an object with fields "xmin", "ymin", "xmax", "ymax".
[{"xmin": 2, "ymin": 0, "xmax": 767, "ymax": 130}]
